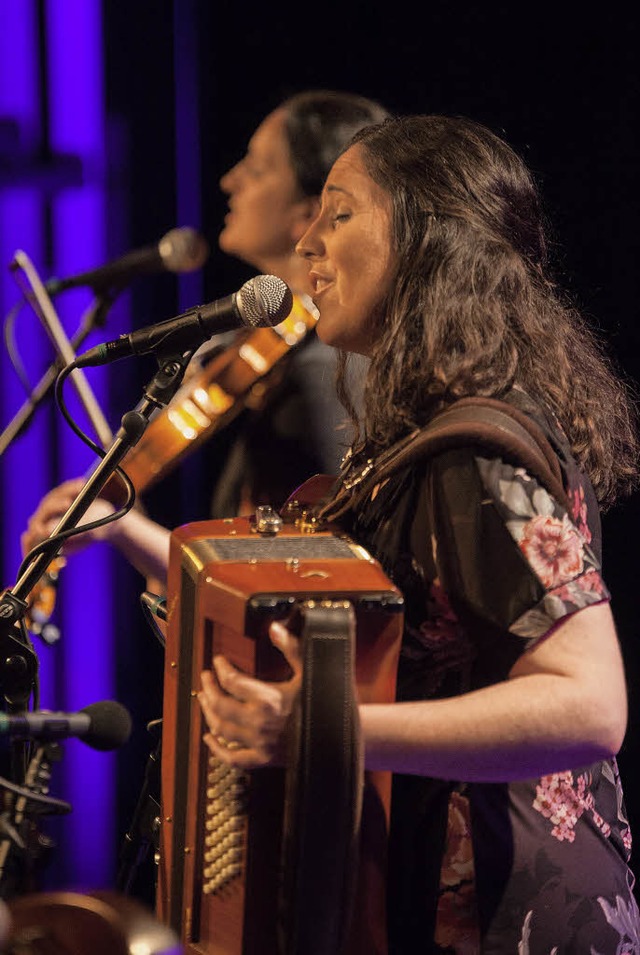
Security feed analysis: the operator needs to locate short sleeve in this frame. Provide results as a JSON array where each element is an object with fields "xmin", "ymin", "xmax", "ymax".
[{"xmin": 426, "ymin": 448, "xmax": 610, "ymax": 649}]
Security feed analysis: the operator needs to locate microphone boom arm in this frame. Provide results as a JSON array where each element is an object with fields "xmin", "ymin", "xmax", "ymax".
[
  {"xmin": 0, "ymin": 293, "xmax": 116, "ymax": 458},
  {"xmin": 0, "ymin": 356, "xmax": 190, "ymax": 704},
  {"xmin": 10, "ymin": 250, "xmax": 113, "ymax": 448}
]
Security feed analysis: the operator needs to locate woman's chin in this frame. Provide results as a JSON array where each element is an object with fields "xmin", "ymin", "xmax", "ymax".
[
  {"xmin": 314, "ymin": 319, "xmax": 338, "ymax": 348},
  {"xmin": 316, "ymin": 321, "xmax": 369, "ymax": 356},
  {"xmin": 217, "ymin": 228, "xmax": 247, "ymax": 257}
]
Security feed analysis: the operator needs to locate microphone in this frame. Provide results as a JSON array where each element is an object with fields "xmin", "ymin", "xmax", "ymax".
[
  {"xmin": 74, "ymin": 274, "xmax": 293, "ymax": 367},
  {"xmin": 43, "ymin": 226, "xmax": 210, "ymax": 294},
  {"xmin": 0, "ymin": 700, "xmax": 133, "ymax": 751}
]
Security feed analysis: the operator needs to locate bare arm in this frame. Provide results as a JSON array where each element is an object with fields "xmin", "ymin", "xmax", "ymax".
[
  {"xmin": 360, "ymin": 601, "xmax": 627, "ymax": 780},
  {"xmin": 106, "ymin": 507, "xmax": 171, "ymax": 586},
  {"xmin": 198, "ymin": 601, "xmax": 627, "ymax": 781},
  {"xmin": 21, "ymin": 477, "xmax": 171, "ymax": 586}
]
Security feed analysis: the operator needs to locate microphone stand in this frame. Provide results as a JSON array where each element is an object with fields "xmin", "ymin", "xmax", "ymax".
[
  {"xmin": 0, "ymin": 292, "xmax": 115, "ymax": 457},
  {"xmin": 116, "ymin": 718, "xmax": 162, "ymax": 900},
  {"xmin": 0, "ymin": 351, "xmax": 189, "ymax": 896},
  {"xmin": 0, "ymin": 352, "xmax": 191, "ymax": 712},
  {"xmin": 0, "ymin": 349, "xmax": 192, "ymax": 902},
  {"xmin": 1, "ymin": 250, "xmax": 115, "ymax": 454}
]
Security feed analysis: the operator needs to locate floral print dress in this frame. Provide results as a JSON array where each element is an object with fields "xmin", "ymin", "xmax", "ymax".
[{"xmin": 339, "ymin": 390, "xmax": 640, "ymax": 954}]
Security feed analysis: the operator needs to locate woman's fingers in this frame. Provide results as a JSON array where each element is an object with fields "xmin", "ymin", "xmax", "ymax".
[
  {"xmin": 213, "ymin": 654, "xmax": 291, "ymax": 712},
  {"xmin": 269, "ymin": 620, "xmax": 303, "ymax": 677},
  {"xmin": 197, "ymin": 628, "xmax": 303, "ymax": 769},
  {"xmin": 21, "ymin": 477, "xmax": 117, "ymax": 556},
  {"xmin": 199, "ymin": 668, "xmax": 277, "ymax": 768},
  {"xmin": 198, "ymin": 669, "xmax": 222, "ymax": 735},
  {"xmin": 21, "ymin": 478, "xmax": 87, "ymax": 554}
]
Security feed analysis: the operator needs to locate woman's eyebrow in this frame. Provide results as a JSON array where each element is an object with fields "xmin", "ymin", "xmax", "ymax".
[{"xmin": 325, "ymin": 183, "xmax": 354, "ymax": 198}]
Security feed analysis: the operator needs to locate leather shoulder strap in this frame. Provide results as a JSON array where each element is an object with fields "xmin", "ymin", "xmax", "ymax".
[{"xmin": 320, "ymin": 396, "xmax": 573, "ymax": 521}]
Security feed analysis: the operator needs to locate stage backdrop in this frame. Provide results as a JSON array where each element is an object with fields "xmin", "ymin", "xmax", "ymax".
[{"xmin": 1, "ymin": 0, "xmax": 638, "ymax": 903}]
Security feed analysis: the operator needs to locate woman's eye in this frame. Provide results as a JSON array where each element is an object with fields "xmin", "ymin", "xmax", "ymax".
[{"xmin": 332, "ymin": 212, "xmax": 350, "ymax": 226}]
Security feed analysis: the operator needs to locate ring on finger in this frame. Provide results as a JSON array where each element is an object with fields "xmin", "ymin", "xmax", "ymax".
[{"xmin": 216, "ymin": 735, "xmax": 243, "ymax": 751}]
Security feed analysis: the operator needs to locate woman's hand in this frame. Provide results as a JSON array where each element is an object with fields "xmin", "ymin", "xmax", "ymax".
[
  {"xmin": 198, "ymin": 620, "xmax": 303, "ymax": 770},
  {"xmin": 21, "ymin": 477, "xmax": 116, "ymax": 558}
]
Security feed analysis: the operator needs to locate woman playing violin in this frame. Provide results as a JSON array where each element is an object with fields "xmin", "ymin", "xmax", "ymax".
[{"xmin": 21, "ymin": 89, "xmax": 389, "ymax": 585}]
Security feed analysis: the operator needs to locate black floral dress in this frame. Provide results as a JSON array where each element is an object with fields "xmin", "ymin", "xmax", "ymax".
[{"xmin": 339, "ymin": 390, "xmax": 640, "ymax": 954}]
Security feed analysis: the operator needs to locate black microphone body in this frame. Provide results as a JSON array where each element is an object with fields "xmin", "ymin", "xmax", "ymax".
[
  {"xmin": 0, "ymin": 700, "xmax": 133, "ymax": 751},
  {"xmin": 75, "ymin": 274, "xmax": 293, "ymax": 367},
  {"xmin": 45, "ymin": 227, "xmax": 209, "ymax": 294}
]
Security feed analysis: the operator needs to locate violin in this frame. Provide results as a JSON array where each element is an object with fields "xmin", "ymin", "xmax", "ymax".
[
  {"xmin": 24, "ymin": 294, "xmax": 318, "ymax": 633},
  {"xmin": 119, "ymin": 293, "xmax": 317, "ymax": 491}
]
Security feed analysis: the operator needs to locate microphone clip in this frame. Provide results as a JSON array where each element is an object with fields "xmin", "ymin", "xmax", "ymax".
[
  {"xmin": 143, "ymin": 352, "xmax": 194, "ymax": 407},
  {"xmin": 0, "ymin": 592, "xmax": 38, "ymax": 709}
]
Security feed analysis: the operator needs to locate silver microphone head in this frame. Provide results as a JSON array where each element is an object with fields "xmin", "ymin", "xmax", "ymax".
[
  {"xmin": 236, "ymin": 274, "xmax": 294, "ymax": 328},
  {"xmin": 159, "ymin": 227, "xmax": 210, "ymax": 273}
]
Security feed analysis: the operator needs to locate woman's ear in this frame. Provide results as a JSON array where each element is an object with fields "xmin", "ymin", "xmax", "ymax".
[{"xmin": 291, "ymin": 196, "xmax": 320, "ymax": 242}]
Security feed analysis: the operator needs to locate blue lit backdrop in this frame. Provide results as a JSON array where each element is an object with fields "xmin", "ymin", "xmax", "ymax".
[
  {"xmin": 1, "ymin": 0, "xmax": 117, "ymax": 890},
  {"xmin": 0, "ymin": 0, "xmax": 204, "ymax": 896}
]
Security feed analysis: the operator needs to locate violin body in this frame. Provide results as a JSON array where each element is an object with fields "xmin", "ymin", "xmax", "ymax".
[
  {"xmin": 120, "ymin": 295, "xmax": 318, "ymax": 495},
  {"xmin": 23, "ymin": 295, "xmax": 318, "ymax": 633}
]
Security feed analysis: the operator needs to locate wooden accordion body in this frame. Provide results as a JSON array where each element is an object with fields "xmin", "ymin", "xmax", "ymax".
[{"xmin": 158, "ymin": 508, "xmax": 404, "ymax": 955}]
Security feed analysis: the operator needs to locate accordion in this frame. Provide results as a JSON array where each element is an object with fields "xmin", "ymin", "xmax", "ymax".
[{"xmin": 158, "ymin": 508, "xmax": 403, "ymax": 955}]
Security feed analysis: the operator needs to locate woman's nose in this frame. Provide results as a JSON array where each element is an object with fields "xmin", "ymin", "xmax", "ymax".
[
  {"xmin": 219, "ymin": 161, "xmax": 239, "ymax": 192},
  {"xmin": 296, "ymin": 225, "xmax": 319, "ymax": 260},
  {"xmin": 295, "ymin": 239, "xmax": 313, "ymax": 259}
]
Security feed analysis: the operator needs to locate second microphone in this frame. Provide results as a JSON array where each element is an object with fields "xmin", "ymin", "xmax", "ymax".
[{"xmin": 74, "ymin": 274, "xmax": 294, "ymax": 367}]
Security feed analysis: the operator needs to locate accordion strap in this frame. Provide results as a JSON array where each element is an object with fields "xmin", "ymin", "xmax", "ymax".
[{"xmin": 319, "ymin": 396, "xmax": 572, "ymax": 522}]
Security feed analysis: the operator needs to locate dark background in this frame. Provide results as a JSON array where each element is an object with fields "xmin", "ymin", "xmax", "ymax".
[{"xmin": 30, "ymin": 1, "xmax": 640, "ymax": 901}]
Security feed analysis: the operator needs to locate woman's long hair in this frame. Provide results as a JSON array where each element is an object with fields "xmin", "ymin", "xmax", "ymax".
[{"xmin": 338, "ymin": 114, "xmax": 638, "ymax": 509}]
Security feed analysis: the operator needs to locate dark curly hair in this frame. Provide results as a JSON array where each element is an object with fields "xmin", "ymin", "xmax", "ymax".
[{"xmin": 336, "ymin": 114, "xmax": 638, "ymax": 509}]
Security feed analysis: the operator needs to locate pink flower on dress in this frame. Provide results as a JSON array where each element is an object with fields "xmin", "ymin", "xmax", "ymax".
[
  {"xmin": 435, "ymin": 793, "xmax": 479, "ymax": 951},
  {"xmin": 533, "ymin": 771, "xmax": 588, "ymax": 842},
  {"xmin": 569, "ymin": 485, "xmax": 592, "ymax": 543},
  {"xmin": 553, "ymin": 568, "xmax": 607, "ymax": 606},
  {"xmin": 519, "ymin": 514, "xmax": 584, "ymax": 588},
  {"xmin": 533, "ymin": 771, "xmax": 614, "ymax": 844},
  {"xmin": 592, "ymin": 810, "xmax": 611, "ymax": 838},
  {"xmin": 439, "ymin": 791, "xmax": 475, "ymax": 887}
]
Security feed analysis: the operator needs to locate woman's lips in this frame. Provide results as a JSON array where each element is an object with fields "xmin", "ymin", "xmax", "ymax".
[{"xmin": 309, "ymin": 272, "xmax": 333, "ymax": 297}]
